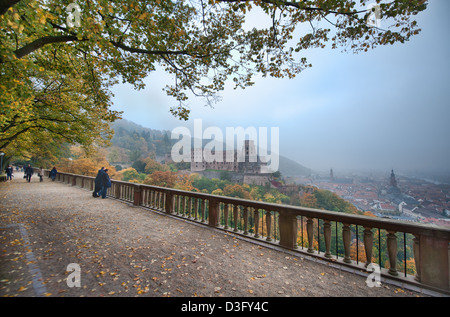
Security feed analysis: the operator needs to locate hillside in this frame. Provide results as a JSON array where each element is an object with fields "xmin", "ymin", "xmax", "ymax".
[
  {"xmin": 109, "ymin": 119, "xmax": 173, "ymax": 161},
  {"xmin": 108, "ymin": 119, "xmax": 312, "ymax": 177},
  {"xmin": 278, "ymin": 155, "xmax": 311, "ymax": 177}
]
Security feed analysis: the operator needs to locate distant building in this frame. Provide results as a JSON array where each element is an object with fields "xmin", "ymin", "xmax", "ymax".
[
  {"xmin": 390, "ymin": 169, "xmax": 398, "ymax": 187},
  {"xmin": 244, "ymin": 174, "xmax": 270, "ymax": 186},
  {"xmin": 190, "ymin": 140, "xmax": 270, "ymax": 186},
  {"xmin": 190, "ymin": 140, "xmax": 267, "ymax": 174},
  {"xmin": 328, "ymin": 168, "xmax": 353, "ymax": 184}
]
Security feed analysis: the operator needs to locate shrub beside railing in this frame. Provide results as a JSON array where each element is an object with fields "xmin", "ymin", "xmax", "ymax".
[{"xmin": 49, "ymin": 170, "xmax": 450, "ymax": 294}]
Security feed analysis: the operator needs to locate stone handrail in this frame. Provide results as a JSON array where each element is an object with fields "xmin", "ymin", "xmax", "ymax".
[{"xmin": 49, "ymin": 170, "xmax": 450, "ymax": 294}]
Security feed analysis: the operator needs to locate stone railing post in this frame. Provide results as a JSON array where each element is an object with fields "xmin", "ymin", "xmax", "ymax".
[
  {"xmin": 133, "ymin": 184, "xmax": 141, "ymax": 206},
  {"xmin": 165, "ymin": 191, "xmax": 173, "ymax": 214},
  {"xmin": 416, "ymin": 234, "xmax": 449, "ymax": 291},
  {"xmin": 208, "ymin": 198, "xmax": 219, "ymax": 227},
  {"xmin": 278, "ymin": 211, "xmax": 298, "ymax": 250}
]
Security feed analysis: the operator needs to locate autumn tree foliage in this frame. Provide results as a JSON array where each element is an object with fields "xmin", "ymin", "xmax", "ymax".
[
  {"xmin": 298, "ymin": 185, "xmax": 361, "ymax": 214},
  {"xmin": 116, "ymin": 167, "xmax": 144, "ymax": 183},
  {"xmin": 144, "ymin": 158, "xmax": 169, "ymax": 174},
  {"xmin": 223, "ymin": 183, "xmax": 251, "ymax": 199},
  {"xmin": 143, "ymin": 170, "xmax": 179, "ymax": 188},
  {"xmin": 0, "ymin": 0, "xmax": 427, "ymax": 160},
  {"xmin": 56, "ymin": 146, "xmax": 116, "ymax": 177},
  {"xmin": 299, "ymin": 192, "xmax": 318, "ymax": 208}
]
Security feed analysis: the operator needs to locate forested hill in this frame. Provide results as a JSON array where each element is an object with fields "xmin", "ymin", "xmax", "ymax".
[
  {"xmin": 109, "ymin": 119, "xmax": 173, "ymax": 161},
  {"xmin": 278, "ymin": 156, "xmax": 311, "ymax": 177},
  {"xmin": 109, "ymin": 119, "xmax": 311, "ymax": 177}
]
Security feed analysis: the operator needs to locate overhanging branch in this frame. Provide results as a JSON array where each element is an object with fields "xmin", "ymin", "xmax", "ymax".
[{"xmin": 13, "ymin": 35, "xmax": 79, "ymax": 59}]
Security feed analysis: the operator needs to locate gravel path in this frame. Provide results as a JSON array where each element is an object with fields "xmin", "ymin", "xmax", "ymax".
[{"xmin": 0, "ymin": 174, "xmax": 429, "ymax": 299}]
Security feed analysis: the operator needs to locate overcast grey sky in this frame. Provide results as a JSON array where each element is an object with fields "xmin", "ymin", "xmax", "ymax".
[{"xmin": 111, "ymin": 1, "xmax": 450, "ymax": 176}]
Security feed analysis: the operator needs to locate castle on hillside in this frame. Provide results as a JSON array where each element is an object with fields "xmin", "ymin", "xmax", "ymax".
[
  {"xmin": 190, "ymin": 140, "xmax": 266, "ymax": 173},
  {"xmin": 190, "ymin": 140, "xmax": 270, "ymax": 185}
]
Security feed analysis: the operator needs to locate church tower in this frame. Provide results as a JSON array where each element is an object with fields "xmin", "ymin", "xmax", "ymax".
[{"xmin": 390, "ymin": 169, "xmax": 397, "ymax": 187}]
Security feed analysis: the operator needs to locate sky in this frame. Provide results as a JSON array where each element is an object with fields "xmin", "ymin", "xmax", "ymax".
[{"xmin": 110, "ymin": 1, "xmax": 450, "ymax": 177}]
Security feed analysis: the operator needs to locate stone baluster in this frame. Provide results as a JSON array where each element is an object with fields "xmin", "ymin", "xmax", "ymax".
[
  {"xmin": 307, "ymin": 218, "xmax": 314, "ymax": 253},
  {"xmin": 387, "ymin": 231, "xmax": 398, "ymax": 276},
  {"xmin": 265, "ymin": 211, "xmax": 272, "ymax": 241},
  {"xmin": 186, "ymin": 197, "xmax": 192, "ymax": 218},
  {"xmin": 141, "ymin": 189, "xmax": 146, "ymax": 207},
  {"xmin": 180, "ymin": 196, "xmax": 185, "ymax": 216},
  {"xmin": 323, "ymin": 220, "xmax": 332, "ymax": 258},
  {"xmin": 342, "ymin": 223, "xmax": 352, "ymax": 263},
  {"xmin": 413, "ymin": 235, "xmax": 420, "ymax": 282},
  {"xmin": 243, "ymin": 206, "xmax": 249, "ymax": 235},
  {"xmin": 114, "ymin": 183, "xmax": 120, "ymax": 200},
  {"xmin": 223, "ymin": 204, "xmax": 229, "ymax": 229},
  {"xmin": 363, "ymin": 227, "xmax": 373, "ymax": 267},
  {"xmin": 233, "ymin": 205, "xmax": 238, "ymax": 232},
  {"xmin": 202, "ymin": 199, "xmax": 207, "ymax": 222},
  {"xmin": 254, "ymin": 209, "xmax": 260, "ymax": 238},
  {"xmin": 194, "ymin": 198, "xmax": 199, "ymax": 220}
]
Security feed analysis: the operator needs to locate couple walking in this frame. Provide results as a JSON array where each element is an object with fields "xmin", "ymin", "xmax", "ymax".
[{"xmin": 93, "ymin": 167, "xmax": 111, "ymax": 199}]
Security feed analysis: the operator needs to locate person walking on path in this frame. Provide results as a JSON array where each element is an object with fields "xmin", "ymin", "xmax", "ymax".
[
  {"xmin": 93, "ymin": 167, "xmax": 104, "ymax": 197},
  {"xmin": 24, "ymin": 164, "xmax": 33, "ymax": 182},
  {"xmin": 100, "ymin": 168, "xmax": 111, "ymax": 199},
  {"xmin": 49, "ymin": 167, "xmax": 57, "ymax": 181},
  {"xmin": 38, "ymin": 167, "xmax": 44, "ymax": 182},
  {"xmin": 5, "ymin": 165, "xmax": 13, "ymax": 181}
]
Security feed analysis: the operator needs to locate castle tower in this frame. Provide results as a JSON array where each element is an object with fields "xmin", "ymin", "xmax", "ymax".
[{"xmin": 243, "ymin": 140, "xmax": 257, "ymax": 163}]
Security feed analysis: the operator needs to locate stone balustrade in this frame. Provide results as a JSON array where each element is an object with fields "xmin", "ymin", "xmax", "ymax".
[{"xmin": 49, "ymin": 170, "xmax": 450, "ymax": 294}]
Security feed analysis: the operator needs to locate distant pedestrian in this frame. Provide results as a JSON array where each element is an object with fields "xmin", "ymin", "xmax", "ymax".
[
  {"xmin": 5, "ymin": 165, "xmax": 13, "ymax": 181},
  {"xmin": 100, "ymin": 169, "xmax": 111, "ymax": 199},
  {"xmin": 24, "ymin": 164, "xmax": 33, "ymax": 182},
  {"xmin": 38, "ymin": 167, "xmax": 44, "ymax": 182},
  {"xmin": 49, "ymin": 167, "xmax": 57, "ymax": 181},
  {"xmin": 93, "ymin": 167, "xmax": 105, "ymax": 197}
]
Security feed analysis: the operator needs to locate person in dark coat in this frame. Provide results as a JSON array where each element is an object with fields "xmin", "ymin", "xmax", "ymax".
[
  {"xmin": 93, "ymin": 167, "xmax": 104, "ymax": 197},
  {"xmin": 5, "ymin": 165, "xmax": 13, "ymax": 181},
  {"xmin": 49, "ymin": 167, "xmax": 57, "ymax": 181},
  {"xmin": 25, "ymin": 164, "xmax": 33, "ymax": 182},
  {"xmin": 100, "ymin": 169, "xmax": 111, "ymax": 199}
]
